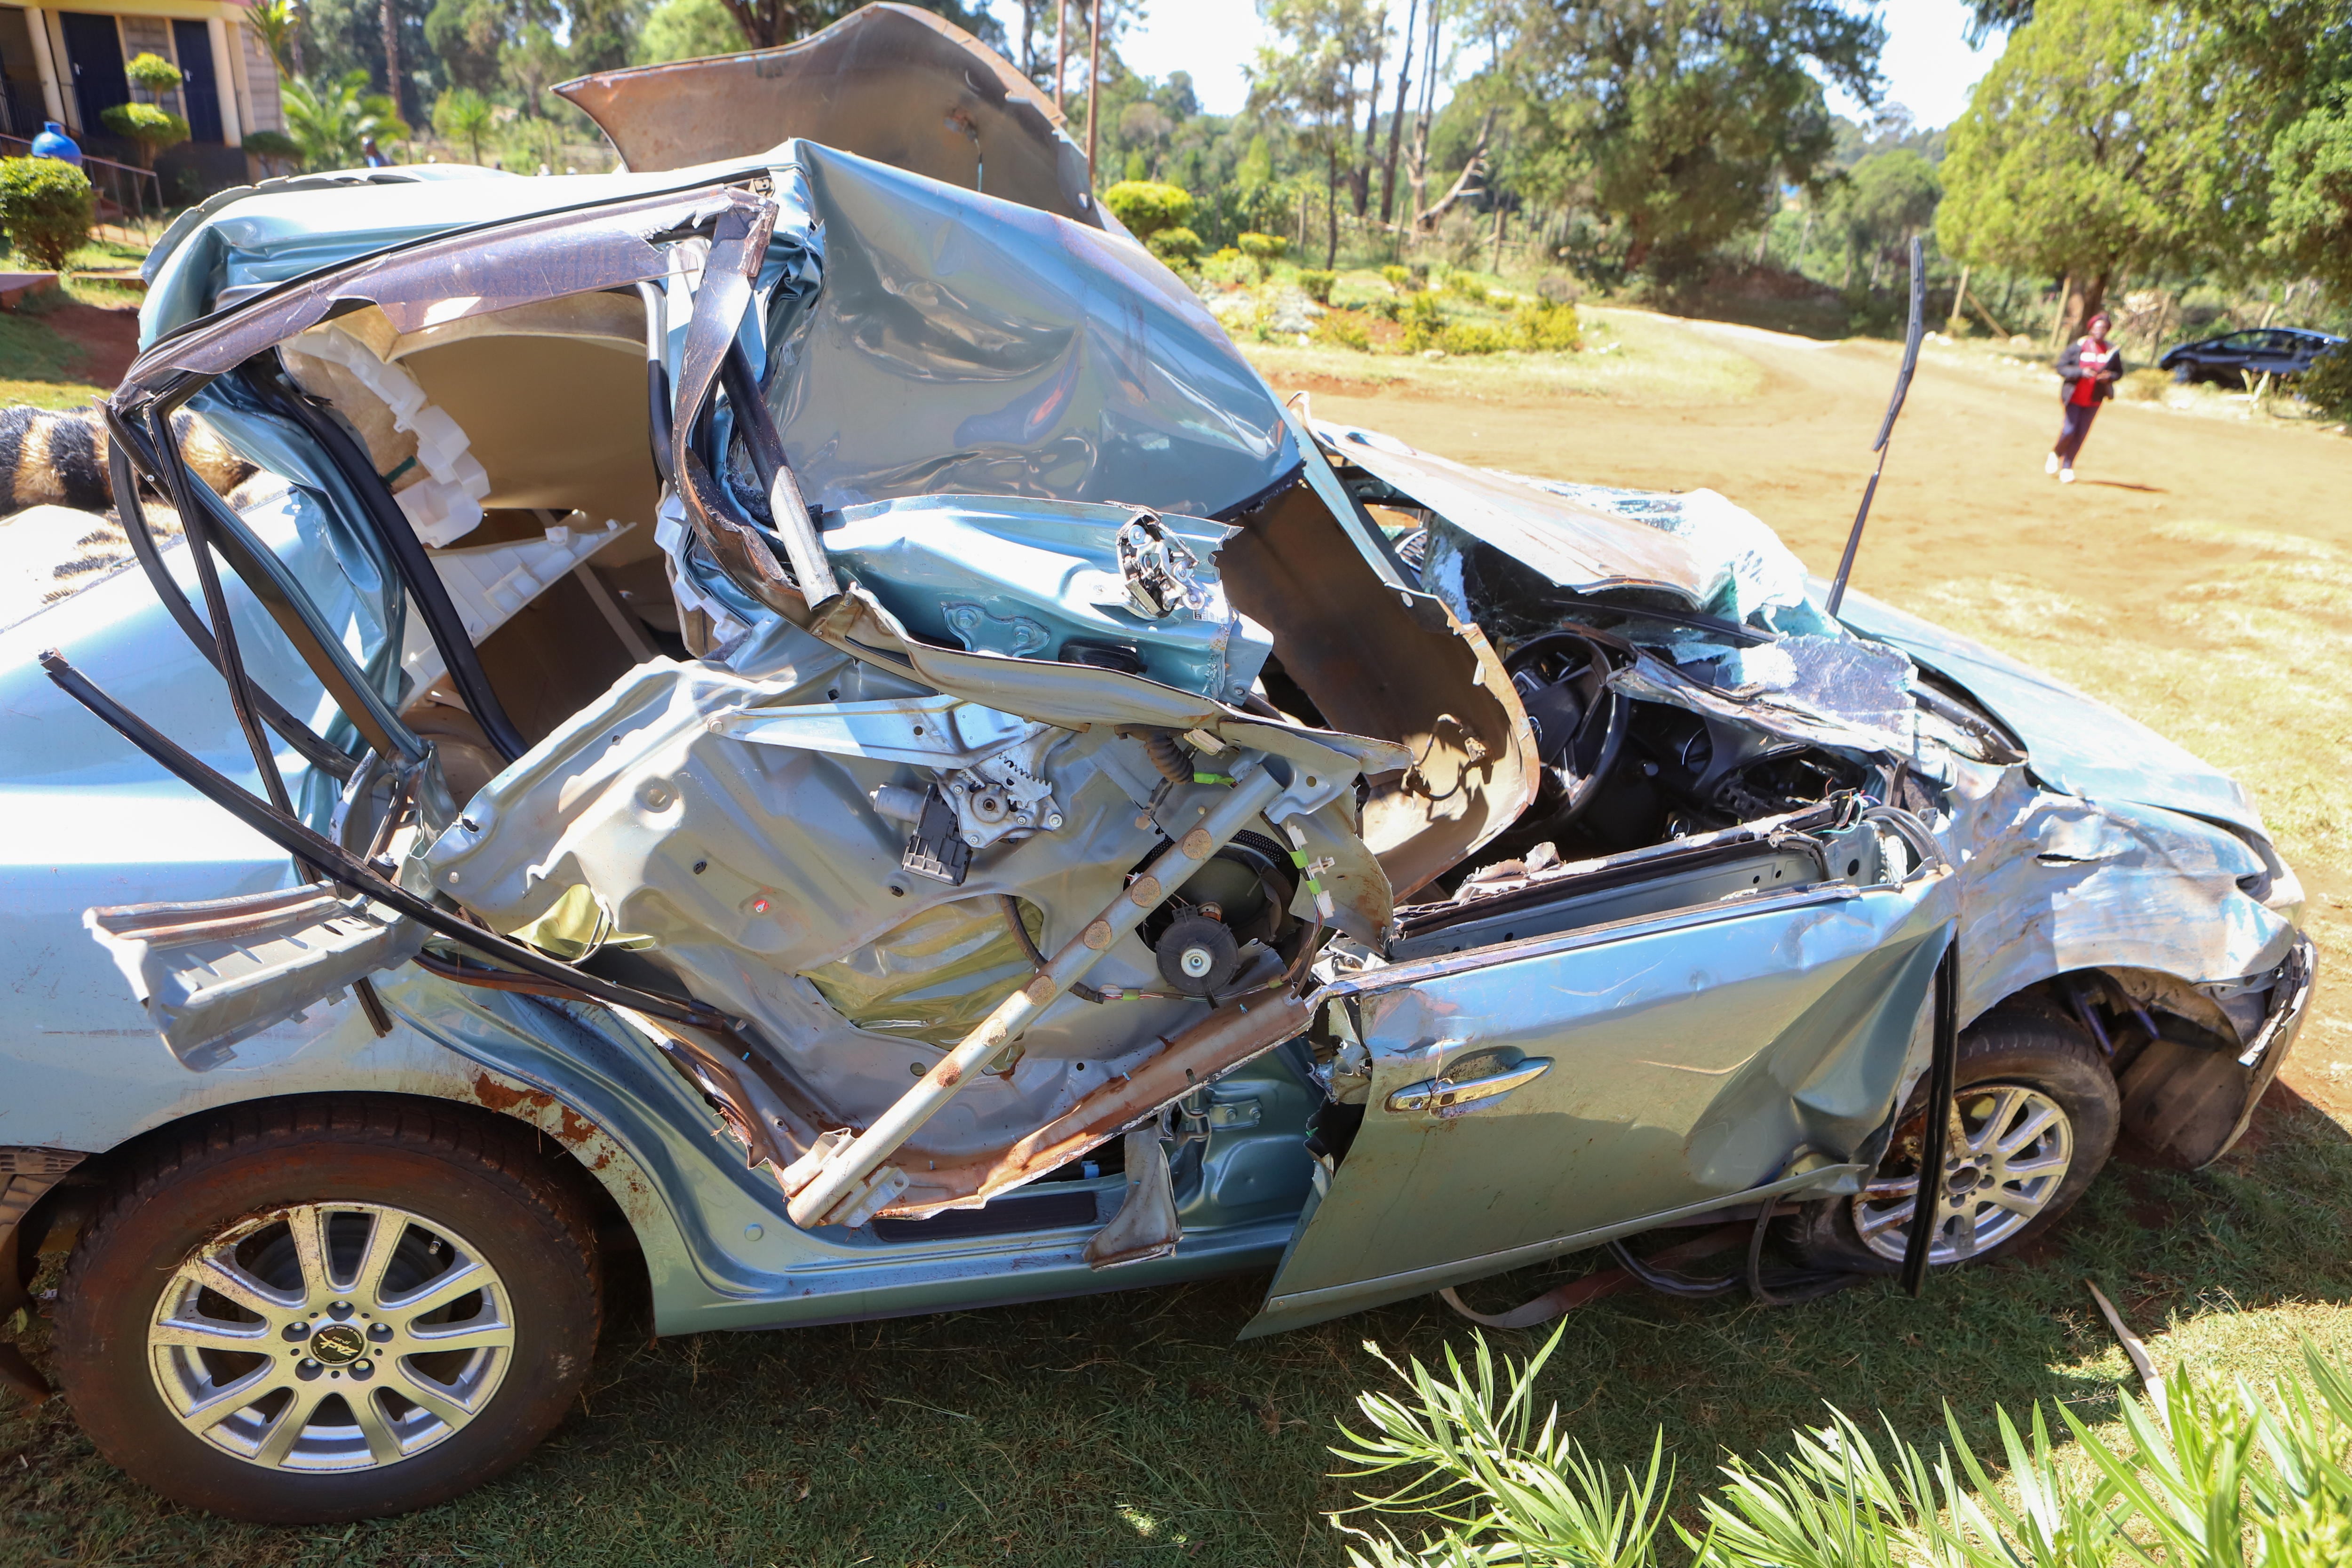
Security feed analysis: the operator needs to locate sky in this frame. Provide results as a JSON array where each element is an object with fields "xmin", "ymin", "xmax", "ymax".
[{"xmin": 979, "ymin": 0, "xmax": 2002, "ymax": 131}]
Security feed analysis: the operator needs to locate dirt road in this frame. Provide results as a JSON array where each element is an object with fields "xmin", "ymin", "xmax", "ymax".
[{"xmin": 1271, "ymin": 314, "xmax": 2352, "ymax": 1122}]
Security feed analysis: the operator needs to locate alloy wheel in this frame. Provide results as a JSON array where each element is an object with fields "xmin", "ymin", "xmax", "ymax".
[
  {"xmin": 147, "ymin": 1202, "xmax": 514, "ymax": 1472},
  {"xmin": 1851, "ymin": 1083, "xmax": 2076, "ymax": 1265}
]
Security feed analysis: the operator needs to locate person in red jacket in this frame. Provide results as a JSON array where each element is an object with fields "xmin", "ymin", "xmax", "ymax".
[{"xmin": 2048, "ymin": 311, "xmax": 2124, "ymax": 483}]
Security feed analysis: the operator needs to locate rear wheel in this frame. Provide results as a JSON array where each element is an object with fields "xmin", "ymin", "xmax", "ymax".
[
  {"xmin": 54, "ymin": 1099, "xmax": 599, "ymax": 1523},
  {"xmin": 1788, "ymin": 1011, "xmax": 2119, "ymax": 1274}
]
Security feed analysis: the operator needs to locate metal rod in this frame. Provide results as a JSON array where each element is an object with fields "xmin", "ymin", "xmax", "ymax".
[
  {"xmin": 1085, "ymin": 0, "xmax": 1102, "ymax": 183},
  {"xmin": 718, "ymin": 341, "xmax": 840, "ymax": 607},
  {"xmin": 1900, "ymin": 937, "xmax": 1961, "ymax": 1297},
  {"xmin": 1825, "ymin": 235, "xmax": 1926, "ymax": 619},
  {"xmin": 787, "ymin": 763, "xmax": 1288, "ymax": 1228},
  {"xmin": 635, "ymin": 279, "xmax": 673, "ymax": 486},
  {"xmin": 144, "ymin": 405, "xmax": 294, "ymax": 817},
  {"xmin": 103, "ymin": 406, "xmax": 362, "ymax": 780}
]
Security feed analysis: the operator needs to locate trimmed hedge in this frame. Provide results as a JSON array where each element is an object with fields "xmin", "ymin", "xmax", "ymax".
[{"xmin": 0, "ymin": 156, "xmax": 94, "ymax": 270}]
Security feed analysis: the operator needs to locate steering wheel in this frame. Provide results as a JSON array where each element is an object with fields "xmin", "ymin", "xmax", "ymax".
[{"xmin": 1503, "ymin": 632, "xmax": 1629, "ymax": 830}]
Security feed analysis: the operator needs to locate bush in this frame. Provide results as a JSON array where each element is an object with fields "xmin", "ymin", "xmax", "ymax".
[
  {"xmin": 101, "ymin": 102, "xmax": 189, "ymax": 163},
  {"xmin": 1298, "ymin": 268, "xmax": 1336, "ymax": 304},
  {"xmin": 1381, "ymin": 263, "xmax": 1411, "ymax": 290},
  {"xmin": 1315, "ymin": 312, "xmax": 1372, "ymax": 351},
  {"xmin": 1146, "ymin": 225, "xmax": 1201, "ymax": 268},
  {"xmin": 2301, "ymin": 344, "xmax": 2352, "ymax": 422},
  {"xmin": 1101, "ymin": 180, "xmax": 1194, "ymax": 242},
  {"xmin": 2114, "ymin": 366, "xmax": 2171, "ymax": 403},
  {"xmin": 242, "ymin": 129, "xmax": 300, "ymax": 169},
  {"xmin": 125, "ymin": 51, "xmax": 183, "ymax": 93},
  {"xmin": 1445, "ymin": 274, "xmax": 1490, "ymax": 304},
  {"xmin": 1400, "ymin": 291, "xmax": 1445, "ymax": 352},
  {"xmin": 1512, "ymin": 300, "xmax": 1583, "ymax": 353},
  {"xmin": 1236, "ymin": 231, "xmax": 1289, "ymax": 263},
  {"xmin": 1438, "ymin": 321, "xmax": 1511, "ymax": 356},
  {"xmin": 0, "ymin": 156, "xmax": 94, "ymax": 270}
]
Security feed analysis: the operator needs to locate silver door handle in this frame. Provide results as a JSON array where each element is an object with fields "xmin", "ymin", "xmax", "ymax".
[{"xmin": 1387, "ymin": 1058, "xmax": 1552, "ymax": 1114}]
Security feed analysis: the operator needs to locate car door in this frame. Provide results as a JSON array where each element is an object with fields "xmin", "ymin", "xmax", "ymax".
[{"xmin": 1244, "ymin": 862, "xmax": 1955, "ymax": 1336}]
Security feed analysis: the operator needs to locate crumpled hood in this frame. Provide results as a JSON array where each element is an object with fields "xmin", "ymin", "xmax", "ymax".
[{"xmin": 1830, "ymin": 586, "xmax": 2267, "ymax": 843}]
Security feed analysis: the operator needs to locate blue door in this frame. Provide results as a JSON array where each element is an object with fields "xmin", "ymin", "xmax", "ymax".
[
  {"xmin": 58, "ymin": 13, "xmax": 127, "ymax": 148},
  {"xmin": 171, "ymin": 20, "xmax": 220, "ymax": 143}
]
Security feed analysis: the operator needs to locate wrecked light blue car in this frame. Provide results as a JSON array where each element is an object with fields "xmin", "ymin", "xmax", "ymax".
[{"xmin": 0, "ymin": 4, "xmax": 2311, "ymax": 1525}]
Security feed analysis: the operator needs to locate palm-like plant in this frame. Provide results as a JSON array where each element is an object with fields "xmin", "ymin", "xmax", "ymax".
[
  {"xmin": 247, "ymin": 0, "xmax": 298, "ymax": 78},
  {"xmin": 431, "ymin": 87, "xmax": 494, "ymax": 167},
  {"xmin": 282, "ymin": 70, "xmax": 408, "ymax": 172}
]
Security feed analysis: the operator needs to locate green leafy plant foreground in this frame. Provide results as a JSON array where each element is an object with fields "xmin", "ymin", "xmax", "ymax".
[
  {"xmin": 0, "ymin": 156, "xmax": 94, "ymax": 271},
  {"xmin": 1331, "ymin": 1323, "xmax": 2352, "ymax": 1567}
]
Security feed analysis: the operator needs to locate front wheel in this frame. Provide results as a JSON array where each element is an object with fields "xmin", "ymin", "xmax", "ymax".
[
  {"xmin": 1787, "ymin": 1010, "xmax": 2119, "ymax": 1274},
  {"xmin": 54, "ymin": 1099, "xmax": 601, "ymax": 1523}
]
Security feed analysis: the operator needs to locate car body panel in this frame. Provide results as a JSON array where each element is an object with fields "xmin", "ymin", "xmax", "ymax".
[
  {"xmin": 1248, "ymin": 870, "xmax": 1954, "ymax": 1334},
  {"xmin": 554, "ymin": 2, "xmax": 1104, "ymax": 231}
]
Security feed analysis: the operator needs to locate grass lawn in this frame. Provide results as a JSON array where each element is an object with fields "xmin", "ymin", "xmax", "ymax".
[
  {"xmin": 0, "ymin": 292, "xmax": 111, "ymax": 411},
  {"xmin": 2, "ymin": 306, "xmax": 2347, "ymax": 1568}
]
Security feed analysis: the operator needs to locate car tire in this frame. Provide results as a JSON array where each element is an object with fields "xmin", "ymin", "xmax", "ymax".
[
  {"xmin": 1785, "ymin": 1010, "xmax": 2119, "ymax": 1275},
  {"xmin": 53, "ymin": 1098, "xmax": 600, "ymax": 1523}
]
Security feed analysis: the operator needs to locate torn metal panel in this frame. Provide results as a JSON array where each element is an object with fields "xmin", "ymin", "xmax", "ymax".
[
  {"xmin": 556, "ymin": 3, "xmax": 1101, "ymax": 228},
  {"xmin": 84, "ymin": 885, "xmax": 427, "ymax": 1070},
  {"xmin": 131, "ymin": 184, "xmax": 771, "ymax": 382},
  {"xmin": 1319, "ymin": 422, "xmax": 1723, "ymax": 606},
  {"xmin": 1936, "ymin": 760, "xmax": 2298, "ymax": 1025},
  {"xmin": 762, "ymin": 143, "xmax": 1295, "ymax": 520}
]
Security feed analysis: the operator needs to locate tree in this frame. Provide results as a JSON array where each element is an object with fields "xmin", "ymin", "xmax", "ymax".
[
  {"xmin": 1248, "ymin": 0, "xmax": 1384, "ymax": 267},
  {"xmin": 1938, "ymin": 0, "xmax": 2266, "ymax": 325},
  {"xmin": 249, "ymin": 0, "xmax": 299, "ymax": 76},
  {"xmin": 707, "ymin": 0, "xmax": 1002, "ymax": 54},
  {"xmin": 2268, "ymin": 100, "xmax": 2352, "ymax": 301},
  {"xmin": 1839, "ymin": 147, "xmax": 1939, "ymax": 288},
  {"xmin": 636, "ymin": 0, "xmax": 738, "ymax": 61},
  {"xmin": 432, "ymin": 85, "xmax": 495, "ymax": 162},
  {"xmin": 283, "ymin": 69, "xmax": 410, "ymax": 169},
  {"xmin": 1483, "ymin": 0, "xmax": 1885, "ymax": 284},
  {"xmin": 502, "ymin": 21, "xmax": 569, "ymax": 112},
  {"xmin": 1101, "ymin": 178, "xmax": 1193, "ymax": 240}
]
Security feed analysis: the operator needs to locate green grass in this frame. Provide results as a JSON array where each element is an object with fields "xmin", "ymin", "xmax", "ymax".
[
  {"xmin": 0, "ymin": 290, "xmax": 108, "ymax": 410},
  {"xmin": 3, "ymin": 1095, "xmax": 2347, "ymax": 1565}
]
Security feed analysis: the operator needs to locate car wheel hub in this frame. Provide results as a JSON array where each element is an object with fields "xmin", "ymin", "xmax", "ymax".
[
  {"xmin": 1851, "ymin": 1083, "xmax": 2074, "ymax": 1266},
  {"xmin": 147, "ymin": 1202, "xmax": 515, "ymax": 1472}
]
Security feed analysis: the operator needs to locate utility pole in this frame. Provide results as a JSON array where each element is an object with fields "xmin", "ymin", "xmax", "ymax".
[
  {"xmin": 1055, "ymin": 0, "xmax": 1067, "ymax": 113},
  {"xmin": 1086, "ymin": 0, "xmax": 1102, "ymax": 182}
]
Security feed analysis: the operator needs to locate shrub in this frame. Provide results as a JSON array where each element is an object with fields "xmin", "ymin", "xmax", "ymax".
[
  {"xmin": 1513, "ymin": 300, "xmax": 1583, "ymax": 353},
  {"xmin": 1236, "ymin": 231, "xmax": 1289, "ymax": 263},
  {"xmin": 1316, "ymin": 312, "xmax": 1372, "ymax": 351},
  {"xmin": 101, "ymin": 102, "xmax": 190, "ymax": 165},
  {"xmin": 1445, "ymin": 273, "xmax": 1490, "ymax": 304},
  {"xmin": 1146, "ymin": 225, "xmax": 1202, "ymax": 267},
  {"xmin": 1400, "ymin": 291, "xmax": 1446, "ymax": 352},
  {"xmin": 1438, "ymin": 321, "xmax": 1510, "ymax": 356},
  {"xmin": 1101, "ymin": 180, "xmax": 1194, "ymax": 242},
  {"xmin": 242, "ymin": 129, "xmax": 300, "ymax": 171},
  {"xmin": 0, "ymin": 156, "xmax": 94, "ymax": 270},
  {"xmin": 1298, "ymin": 268, "xmax": 1336, "ymax": 304},
  {"xmin": 125, "ymin": 51, "xmax": 183, "ymax": 94},
  {"xmin": 2114, "ymin": 366, "xmax": 2171, "ymax": 403},
  {"xmin": 1381, "ymin": 263, "xmax": 1411, "ymax": 290},
  {"xmin": 2301, "ymin": 343, "xmax": 2352, "ymax": 422}
]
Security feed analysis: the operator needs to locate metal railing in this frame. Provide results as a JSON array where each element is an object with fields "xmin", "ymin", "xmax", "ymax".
[{"xmin": 0, "ymin": 132, "xmax": 165, "ymax": 227}]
